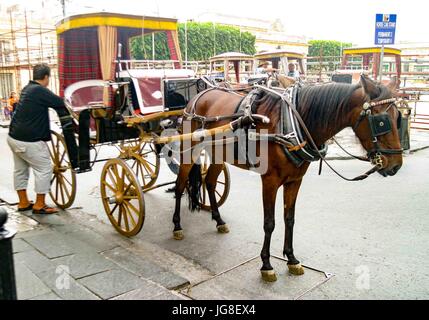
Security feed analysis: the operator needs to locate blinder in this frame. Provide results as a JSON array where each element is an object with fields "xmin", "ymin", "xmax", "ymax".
[
  {"xmin": 353, "ymin": 98, "xmax": 404, "ymax": 169},
  {"xmin": 368, "ymin": 113, "xmax": 393, "ymax": 137}
]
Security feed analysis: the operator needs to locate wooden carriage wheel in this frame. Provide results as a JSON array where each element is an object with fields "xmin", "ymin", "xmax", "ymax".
[
  {"xmin": 120, "ymin": 141, "xmax": 160, "ymax": 190},
  {"xmin": 198, "ymin": 151, "xmax": 231, "ymax": 211},
  {"xmin": 48, "ymin": 131, "xmax": 77, "ymax": 209},
  {"xmin": 100, "ymin": 159, "xmax": 145, "ymax": 237}
]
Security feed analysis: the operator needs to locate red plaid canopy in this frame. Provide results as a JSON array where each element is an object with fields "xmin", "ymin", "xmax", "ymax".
[{"xmin": 58, "ymin": 28, "xmax": 102, "ymax": 96}]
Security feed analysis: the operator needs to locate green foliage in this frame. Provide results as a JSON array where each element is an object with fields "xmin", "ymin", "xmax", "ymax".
[
  {"xmin": 307, "ymin": 40, "xmax": 353, "ymax": 72},
  {"xmin": 308, "ymin": 40, "xmax": 352, "ymax": 57},
  {"xmin": 130, "ymin": 22, "xmax": 256, "ymax": 61},
  {"xmin": 130, "ymin": 32, "xmax": 170, "ymax": 60}
]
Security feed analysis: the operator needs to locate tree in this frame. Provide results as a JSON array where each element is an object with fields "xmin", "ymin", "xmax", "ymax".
[
  {"xmin": 130, "ymin": 22, "xmax": 256, "ymax": 61},
  {"xmin": 308, "ymin": 40, "xmax": 353, "ymax": 73},
  {"xmin": 308, "ymin": 40, "xmax": 352, "ymax": 57}
]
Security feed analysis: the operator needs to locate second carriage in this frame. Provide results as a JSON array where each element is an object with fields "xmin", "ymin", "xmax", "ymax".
[{"xmin": 50, "ymin": 12, "xmax": 231, "ymax": 236}]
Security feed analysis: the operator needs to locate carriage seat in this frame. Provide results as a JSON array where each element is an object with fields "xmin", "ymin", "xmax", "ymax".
[
  {"xmin": 64, "ymin": 80, "xmax": 109, "ymax": 116},
  {"xmin": 118, "ymin": 69, "xmax": 195, "ymax": 115}
]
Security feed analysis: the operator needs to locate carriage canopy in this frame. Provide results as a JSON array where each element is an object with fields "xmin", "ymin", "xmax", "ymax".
[
  {"xmin": 56, "ymin": 12, "xmax": 182, "ymax": 96},
  {"xmin": 254, "ymin": 50, "xmax": 306, "ymax": 75},
  {"xmin": 341, "ymin": 46, "xmax": 402, "ymax": 81},
  {"xmin": 209, "ymin": 52, "xmax": 255, "ymax": 84}
]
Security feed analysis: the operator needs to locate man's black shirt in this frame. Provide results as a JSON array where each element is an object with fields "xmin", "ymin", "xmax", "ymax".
[{"xmin": 9, "ymin": 81, "xmax": 66, "ymax": 142}]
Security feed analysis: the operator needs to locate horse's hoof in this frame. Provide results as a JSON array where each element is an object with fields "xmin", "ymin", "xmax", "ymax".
[
  {"xmin": 217, "ymin": 224, "xmax": 230, "ymax": 234},
  {"xmin": 261, "ymin": 270, "xmax": 277, "ymax": 282},
  {"xmin": 288, "ymin": 263, "xmax": 305, "ymax": 276},
  {"xmin": 173, "ymin": 230, "xmax": 184, "ymax": 240}
]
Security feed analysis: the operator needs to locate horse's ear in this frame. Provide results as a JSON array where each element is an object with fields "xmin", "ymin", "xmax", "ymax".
[
  {"xmin": 387, "ymin": 76, "xmax": 400, "ymax": 92},
  {"xmin": 360, "ymin": 74, "xmax": 379, "ymax": 98}
]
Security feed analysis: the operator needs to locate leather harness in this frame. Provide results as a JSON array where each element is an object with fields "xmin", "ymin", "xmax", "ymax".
[{"xmin": 182, "ymin": 83, "xmax": 403, "ymax": 181}]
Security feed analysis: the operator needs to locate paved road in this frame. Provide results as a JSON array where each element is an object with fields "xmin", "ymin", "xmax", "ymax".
[{"xmin": 1, "ymin": 127, "xmax": 428, "ymax": 299}]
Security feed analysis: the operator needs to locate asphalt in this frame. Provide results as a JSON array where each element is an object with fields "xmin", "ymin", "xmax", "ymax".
[{"xmin": 1, "ymin": 127, "xmax": 428, "ymax": 299}]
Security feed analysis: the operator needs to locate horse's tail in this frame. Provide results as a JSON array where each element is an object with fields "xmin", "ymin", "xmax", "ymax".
[{"xmin": 187, "ymin": 164, "xmax": 202, "ymax": 212}]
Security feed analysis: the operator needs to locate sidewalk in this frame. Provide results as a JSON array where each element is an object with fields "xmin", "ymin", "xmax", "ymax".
[{"xmin": 3, "ymin": 205, "xmax": 190, "ymax": 300}]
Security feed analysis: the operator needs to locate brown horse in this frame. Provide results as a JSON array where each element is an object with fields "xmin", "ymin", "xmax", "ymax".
[{"xmin": 172, "ymin": 75, "xmax": 403, "ymax": 282}]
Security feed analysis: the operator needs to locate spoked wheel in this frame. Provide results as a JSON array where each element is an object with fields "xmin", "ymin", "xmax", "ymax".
[
  {"xmin": 48, "ymin": 131, "xmax": 76, "ymax": 209},
  {"xmin": 120, "ymin": 141, "xmax": 160, "ymax": 190},
  {"xmin": 100, "ymin": 159, "xmax": 145, "ymax": 237},
  {"xmin": 198, "ymin": 151, "xmax": 231, "ymax": 211}
]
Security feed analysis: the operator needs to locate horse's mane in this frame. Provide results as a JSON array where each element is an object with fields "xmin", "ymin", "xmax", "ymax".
[
  {"xmin": 252, "ymin": 81, "xmax": 392, "ymax": 132},
  {"xmin": 297, "ymin": 82, "xmax": 393, "ymax": 133},
  {"xmin": 297, "ymin": 83, "xmax": 360, "ymax": 133}
]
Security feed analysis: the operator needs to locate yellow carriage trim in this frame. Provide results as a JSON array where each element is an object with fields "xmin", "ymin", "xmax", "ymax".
[
  {"xmin": 254, "ymin": 51, "xmax": 305, "ymax": 60},
  {"xmin": 343, "ymin": 47, "xmax": 401, "ymax": 56},
  {"xmin": 56, "ymin": 12, "xmax": 178, "ymax": 34}
]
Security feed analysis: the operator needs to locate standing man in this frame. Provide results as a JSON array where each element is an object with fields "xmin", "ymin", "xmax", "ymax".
[{"xmin": 7, "ymin": 64, "xmax": 73, "ymax": 214}]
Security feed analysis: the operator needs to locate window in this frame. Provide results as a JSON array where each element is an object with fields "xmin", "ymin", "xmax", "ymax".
[{"xmin": 0, "ymin": 73, "xmax": 14, "ymax": 99}]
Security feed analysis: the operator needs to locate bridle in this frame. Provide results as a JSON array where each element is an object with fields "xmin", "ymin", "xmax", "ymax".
[
  {"xmin": 352, "ymin": 97, "xmax": 403, "ymax": 169},
  {"xmin": 270, "ymin": 86, "xmax": 404, "ymax": 182}
]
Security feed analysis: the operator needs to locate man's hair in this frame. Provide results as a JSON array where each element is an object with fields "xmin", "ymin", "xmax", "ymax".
[{"xmin": 33, "ymin": 63, "xmax": 51, "ymax": 80}]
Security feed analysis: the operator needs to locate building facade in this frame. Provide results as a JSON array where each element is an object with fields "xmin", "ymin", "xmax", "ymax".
[
  {"xmin": 195, "ymin": 12, "xmax": 309, "ymax": 55},
  {"xmin": 0, "ymin": 2, "xmax": 59, "ymax": 98}
]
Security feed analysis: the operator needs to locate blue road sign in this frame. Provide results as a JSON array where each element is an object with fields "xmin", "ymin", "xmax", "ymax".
[{"xmin": 375, "ymin": 14, "xmax": 397, "ymax": 45}]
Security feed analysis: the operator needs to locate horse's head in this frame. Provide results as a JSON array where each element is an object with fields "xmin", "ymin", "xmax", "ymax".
[{"xmin": 350, "ymin": 75, "xmax": 403, "ymax": 177}]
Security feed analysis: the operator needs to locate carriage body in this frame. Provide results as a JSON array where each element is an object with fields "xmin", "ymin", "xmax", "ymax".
[
  {"xmin": 208, "ymin": 52, "xmax": 255, "ymax": 86},
  {"xmin": 334, "ymin": 46, "xmax": 402, "ymax": 84},
  {"xmin": 254, "ymin": 50, "xmax": 307, "ymax": 77},
  {"xmin": 50, "ymin": 12, "xmax": 230, "ymax": 236}
]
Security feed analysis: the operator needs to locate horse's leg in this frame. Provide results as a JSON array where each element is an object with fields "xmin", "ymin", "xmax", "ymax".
[
  {"xmin": 206, "ymin": 163, "xmax": 229, "ymax": 234},
  {"xmin": 283, "ymin": 179, "xmax": 305, "ymax": 275},
  {"xmin": 260, "ymin": 175, "xmax": 281, "ymax": 282},
  {"xmin": 172, "ymin": 163, "xmax": 193, "ymax": 240}
]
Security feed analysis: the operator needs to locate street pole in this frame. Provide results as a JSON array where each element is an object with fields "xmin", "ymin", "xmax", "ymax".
[
  {"xmin": 379, "ymin": 44, "xmax": 385, "ymax": 81},
  {"xmin": 0, "ymin": 208, "xmax": 17, "ymax": 300},
  {"xmin": 24, "ymin": 10, "xmax": 32, "ymax": 81},
  {"xmin": 213, "ymin": 22, "xmax": 216, "ymax": 56},
  {"xmin": 60, "ymin": 0, "xmax": 66, "ymax": 17},
  {"xmin": 9, "ymin": 9, "xmax": 21, "ymax": 92},
  {"xmin": 152, "ymin": 33, "xmax": 155, "ymax": 60},
  {"xmin": 185, "ymin": 20, "xmax": 188, "ymax": 68}
]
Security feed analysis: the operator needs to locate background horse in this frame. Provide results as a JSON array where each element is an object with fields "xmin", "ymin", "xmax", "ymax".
[
  {"xmin": 271, "ymin": 73, "xmax": 296, "ymax": 88},
  {"xmin": 173, "ymin": 75, "xmax": 403, "ymax": 282}
]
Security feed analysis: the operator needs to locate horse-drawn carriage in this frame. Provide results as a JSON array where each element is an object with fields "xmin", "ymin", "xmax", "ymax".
[
  {"xmin": 254, "ymin": 50, "xmax": 307, "ymax": 77},
  {"xmin": 49, "ymin": 12, "xmax": 231, "ymax": 236},
  {"xmin": 208, "ymin": 52, "xmax": 255, "ymax": 85},
  {"xmin": 49, "ymin": 12, "xmax": 405, "ymax": 282}
]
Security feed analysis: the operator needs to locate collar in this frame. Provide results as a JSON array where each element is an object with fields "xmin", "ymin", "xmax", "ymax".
[{"xmin": 30, "ymin": 80, "xmax": 42, "ymax": 86}]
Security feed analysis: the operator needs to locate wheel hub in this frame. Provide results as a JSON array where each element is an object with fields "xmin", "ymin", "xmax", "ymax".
[
  {"xmin": 115, "ymin": 192, "xmax": 124, "ymax": 204},
  {"xmin": 53, "ymin": 165, "xmax": 68, "ymax": 174}
]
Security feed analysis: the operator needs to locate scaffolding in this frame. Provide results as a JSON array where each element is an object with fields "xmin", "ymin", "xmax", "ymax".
[{"xmin": 0, "ymin": 10, "xmax": 58, "ymax": 101}]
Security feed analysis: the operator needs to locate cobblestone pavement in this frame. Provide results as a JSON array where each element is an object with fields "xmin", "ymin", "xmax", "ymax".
[
  {"xmin": 4, "ymin": 207, "xmax": 190, "ymax": 300},
  {"xmin": 1, "ymin": 127, "xmax": 429, "ymax": 300}
]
